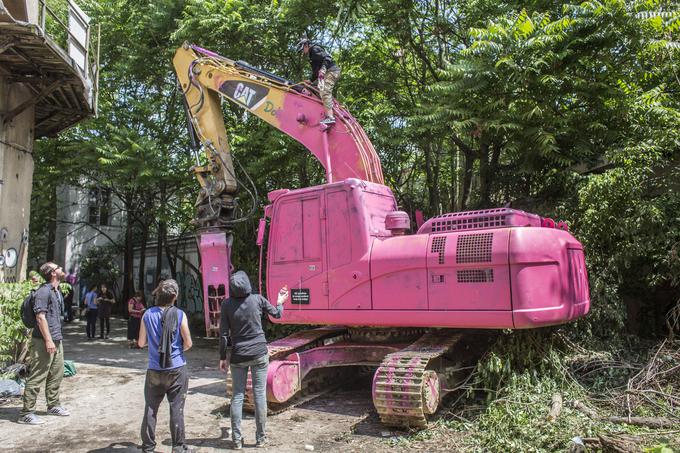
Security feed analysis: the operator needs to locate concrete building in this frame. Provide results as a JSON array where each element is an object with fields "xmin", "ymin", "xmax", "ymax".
[
  {"xmin": 132, "ymin": 236, "xmax": 202, "ymax": 315},
  {"xmin": 0, "ymin": 0, "xmax": 97, "ymax": 282},
  {"xmin": 53, "ymin": 183, "xmax": 123, "ymax": 297}
]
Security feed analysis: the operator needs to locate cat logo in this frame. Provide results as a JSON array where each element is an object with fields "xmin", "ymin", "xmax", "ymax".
[{"xmin": 219, "ymin": 80, "xmax": 269, "ymax": 110}]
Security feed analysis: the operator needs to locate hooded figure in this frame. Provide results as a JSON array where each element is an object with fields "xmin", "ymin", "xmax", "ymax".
[
  {"xmin": 219, "ymin": 271, "xmax": 284, "ymax": 364},
  {"xmin": 219, "ymin": 270, "xmax": 289, "ymax": 449}
]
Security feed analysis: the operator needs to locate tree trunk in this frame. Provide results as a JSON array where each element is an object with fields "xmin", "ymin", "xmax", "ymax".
[
  {"xmin": 122, "ymin": 212, "xmax": 135, "ymax": 310},
  {"xmin": 46, "ymin": 186, "xmax": 57, "ymax": 260},
  {"xmin": 137, "ymin": 221, "xmax": 149, "ymax": 301},
  {"xmin": 450, "ymin": 146, "xmax": 459, "ymax": 211},
  {"xmin": 478, "ymin": 140, "xmax": 491, "ymax": 208},
  {"xmin": 165, "ymin": 238, "xmax": 176, "ymax": 279},
  {"xmin": 154, "ymin": 219, "xmax": 165, "ymax": 284},
  {"xmin": 424, "ymin": 141, "xmax": 440, "ymax": 214},
  {"xmin": 461, "ymin": 149, "xmax": 474, "ymax": 211}
]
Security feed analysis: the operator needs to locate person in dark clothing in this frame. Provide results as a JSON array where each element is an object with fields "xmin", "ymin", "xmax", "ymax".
[
  {"xmin": 18, "ymin": 262, "xmax": 70, "ymax": 425},
  {"xmin": 127, "ymin": 290, "xmax": 146, "ymax": 348},
  {"xmin": 62, "ymin": 282, "xmax": 74, "ymax": 322},
  {"xmin": 96, "ymin": 283, "xmax": 115, "ymax": 339},
  {"xmin": 219, "ymin": 271, "xmax": 289, "ymax": 449},
  {"xmin": 84, "ymin": 285, "xmax": 98, "ymax": 339},
  {"xmin": 297, "ymin": 38, "xmax": 341, "ymax": 125},
  {"xmin": 138, "ymin": 279, "xmax": 194, "ymax": 453}
]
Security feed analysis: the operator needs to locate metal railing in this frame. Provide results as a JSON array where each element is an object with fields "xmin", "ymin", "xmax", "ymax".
[{"xmin": 36, "ymin": 0, "xmax": 100, "ymax": 113}]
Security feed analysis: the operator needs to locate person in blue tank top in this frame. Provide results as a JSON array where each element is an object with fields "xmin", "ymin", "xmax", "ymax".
[{"xmin": 138, "ymin": 279, "xmax": 194, "ymax": 453}]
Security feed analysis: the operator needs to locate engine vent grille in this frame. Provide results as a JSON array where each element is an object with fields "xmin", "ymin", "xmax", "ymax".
[
  {"xmin": 457, "ymin": 269, "xmax": 494, "ymax": 283},
  {"xmin": 456, "ymin": 233, "xmax": 493, "ymax": 263},
  {"xmin": 429, "ymin": 209, "xmax": 508, "ymax": 233},
  {"xmin": 431, "ymin": 236, "xmax": 447, "ymax": 264}
]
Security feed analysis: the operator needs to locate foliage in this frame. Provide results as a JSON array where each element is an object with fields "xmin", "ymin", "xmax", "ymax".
[
  {"xmin": 78, "ymin": 245, "xmax": 121, "ymax": 290},
  {"xmin": 0, "ymin": 282, "xmax": 31, "ymax": 364}
]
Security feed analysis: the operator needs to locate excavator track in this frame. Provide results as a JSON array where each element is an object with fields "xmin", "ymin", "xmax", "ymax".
[
  {"xmin": 372, "ymin": 330, "xmax": 463, "ymax": 428},
  {"xmin": 227, "ymin": 327, "xmax": 348, "ymax": 413}
]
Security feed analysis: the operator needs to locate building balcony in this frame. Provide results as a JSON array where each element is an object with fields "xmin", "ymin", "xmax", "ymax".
[{"xmin": 0, "ymin": 0, "xmax": 98, "ymax": 138}]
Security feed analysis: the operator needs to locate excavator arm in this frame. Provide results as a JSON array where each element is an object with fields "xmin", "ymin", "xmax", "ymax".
[
  {"xmin": 173, "ymin": 42, "xmax": 384, "ymax": 336},
  {"xmin": 173, "ymin": 42, "xmax": 383, "ymax": 228}
]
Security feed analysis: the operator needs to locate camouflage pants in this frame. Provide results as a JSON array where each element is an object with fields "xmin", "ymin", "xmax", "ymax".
[{"xmin": 320, "ymin": 68, "xmax": 340, "ymax": 116}]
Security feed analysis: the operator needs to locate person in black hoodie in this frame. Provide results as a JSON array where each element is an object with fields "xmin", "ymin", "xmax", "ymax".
[
  {"xmin": 219, "ymin": 271, "xmax": 289, "ymax": 450},
  {"xmin": 296, "ymin": 38, "xmax": 341, "ymax": 125}
]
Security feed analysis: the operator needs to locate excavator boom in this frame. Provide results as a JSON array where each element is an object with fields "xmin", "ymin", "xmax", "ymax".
[{"xmin": 173, "ymin": 43, "xmax": 383, "ymax": 224}]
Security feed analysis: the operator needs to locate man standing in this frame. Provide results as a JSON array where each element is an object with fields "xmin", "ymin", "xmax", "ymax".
[
  {"xmin": 219, "ymin": 271, "xmax": 288, "ymax": 449},
  {"xmin": 84, "ymin": 285, "xmax": 98, "ymax": 339},
  {"xmin": 297, "ymin": 38, "xmax": 341, "ymax": 125},
  {"xmin": 138, "ymin": 279, "xmax": 193, "ymax": 453},
  {"xmin": 18, "ymin": 262, "xmax": 70, "ymax": 425}
]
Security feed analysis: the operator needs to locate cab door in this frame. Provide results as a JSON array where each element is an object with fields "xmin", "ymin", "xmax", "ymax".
[{"xmin": 267, "ymin": 192, "xmax": 328, "ymax": 309}]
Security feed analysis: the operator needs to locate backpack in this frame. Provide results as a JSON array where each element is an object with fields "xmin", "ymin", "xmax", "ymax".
[{"xmin": 21, "ymin": 289, "xmax": 37, "ymax": 328}]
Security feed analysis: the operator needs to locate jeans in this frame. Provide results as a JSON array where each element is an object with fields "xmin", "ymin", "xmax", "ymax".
[
  {"xmin": 141, "ymin": 365, "xmax": 188, "ymax": 452},
  {"xmin": 21, "ymin": 338, "xmax": 64, "ymax": 415},
  {"xmin": 99, "ymin": 316, "xmax": 110, "ymax": 337},
  {"xmin": 230, "ymin": 355, "xmax": 269, "ymax": 444},
  {"xmin": 86, "ymin": 308, "xmax": 98, "ymax": 338}
]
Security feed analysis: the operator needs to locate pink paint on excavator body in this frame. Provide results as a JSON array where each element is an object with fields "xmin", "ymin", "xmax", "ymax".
[
  {"xmin": 275, "ymin": 92, "xmax": 383, "ymax": 183},
  {"xmin": 261, "ymin": 178, "xmax": 590, "ymax": 330},
  {"xmin": 198, "ymin": 232, "xmax": 231, "ymax": 336}
]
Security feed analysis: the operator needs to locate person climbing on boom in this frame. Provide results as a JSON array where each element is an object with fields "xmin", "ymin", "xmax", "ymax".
[{"xmin": 296, "ymin": 38, "xmax": 341, "ymax": 126}]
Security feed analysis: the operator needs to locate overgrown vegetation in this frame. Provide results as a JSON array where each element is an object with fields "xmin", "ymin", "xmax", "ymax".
[
  {"xmin": 78, "ymin": 245, "xmax": 122, "ymax": 291},
  {"xmin": 0, "ymin": 282, "xmax": 31, "ymax": 365}
]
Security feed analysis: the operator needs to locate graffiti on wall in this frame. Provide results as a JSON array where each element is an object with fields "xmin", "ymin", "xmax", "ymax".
[
  {"xmin": 142, "ymin": 266, "xmax": 203, "ymax": 314},
  {"xmin": 177, "ymin": 270, "xmax": 203, "ymax": 314}
]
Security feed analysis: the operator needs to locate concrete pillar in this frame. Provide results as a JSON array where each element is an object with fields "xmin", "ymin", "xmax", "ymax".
[{"xmin": 0, "ymin": 75, "xmax": 35, "ymax": 282}]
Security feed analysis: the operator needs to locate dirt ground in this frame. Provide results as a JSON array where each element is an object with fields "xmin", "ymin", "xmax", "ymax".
[{"xmin": 0, "ymin": 318, "xmax": 461, "ymax": 453}]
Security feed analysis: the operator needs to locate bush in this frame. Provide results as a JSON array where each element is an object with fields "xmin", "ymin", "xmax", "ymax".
[
  {"xmin": 0, "ymin": 282, "xmax": 32, "ymax": 365},
  {"xmin": 79, "ymin": 245, "xmax": 121, "ymax": 289}
]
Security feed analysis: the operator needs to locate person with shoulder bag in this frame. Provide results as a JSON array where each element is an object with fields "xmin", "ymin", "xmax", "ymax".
[{"xmin": 138, "ymin": 279, "xmax": 194, "ymax": 453}]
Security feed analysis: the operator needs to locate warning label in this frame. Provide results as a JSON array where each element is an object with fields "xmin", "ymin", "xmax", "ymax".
[{"xmin": 291, "ymin": 288, "xmax": 310, "ymax": 305}]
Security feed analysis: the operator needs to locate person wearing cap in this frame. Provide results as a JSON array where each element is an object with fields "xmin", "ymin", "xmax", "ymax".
[
  {"xmin": 138, "ymin": 279, "xmax": 194, "ymax": 453},
  {"xmin": 296, "ymin": 38, "xmax": 341, "ymax": 126},
  {"xmin": 18, "ymin": 262, "xmax": 70, "ymax": 425}
]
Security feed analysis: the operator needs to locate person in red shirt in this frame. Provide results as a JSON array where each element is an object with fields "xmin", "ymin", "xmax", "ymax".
[{"xmin": 127, "ymin": 290, "xmax": 146, "ymax": 348}]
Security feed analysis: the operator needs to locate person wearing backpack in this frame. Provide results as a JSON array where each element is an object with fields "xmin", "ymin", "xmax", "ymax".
[{"xmin": 18, "ymin": 262, "xmax": 70, "ymax": 425}]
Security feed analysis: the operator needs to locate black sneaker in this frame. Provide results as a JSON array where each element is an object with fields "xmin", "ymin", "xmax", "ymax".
[
  {"xmin": 255, "ymin": 438, "xmax": 267, "ymax": 448},
  {"xmin": 232, "ymin": 440, "xmax": 242, "ymax": 450}
]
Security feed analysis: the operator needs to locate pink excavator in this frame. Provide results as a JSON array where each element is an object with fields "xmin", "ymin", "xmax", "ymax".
[{"xmin": 173, "ymin": 43, "xmax": 590, "ymax": 427}]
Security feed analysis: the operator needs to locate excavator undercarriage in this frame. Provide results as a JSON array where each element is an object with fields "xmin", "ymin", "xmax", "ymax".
[{"xmin": 226, "ymin": 328, "xmax": 494, "ymax": 428}]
